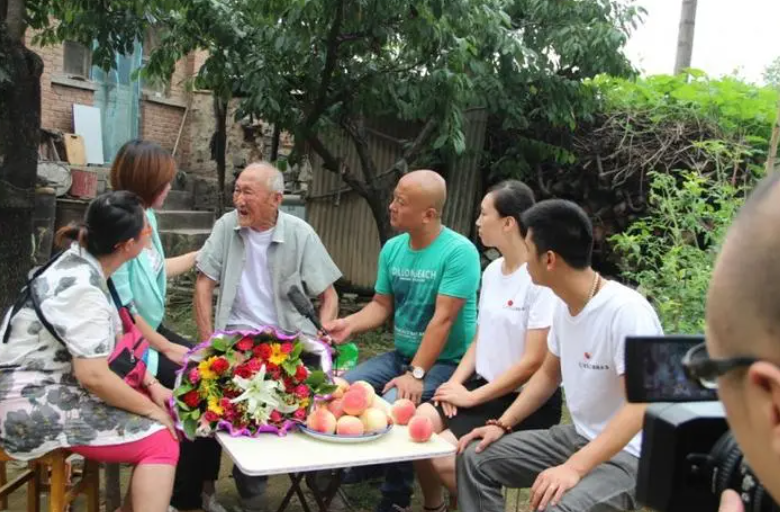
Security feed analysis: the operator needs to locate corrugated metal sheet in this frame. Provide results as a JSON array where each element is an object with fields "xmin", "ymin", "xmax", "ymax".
[{"xmin": 307, "ymin": 110, "xmax": 487, "ymax": 290}]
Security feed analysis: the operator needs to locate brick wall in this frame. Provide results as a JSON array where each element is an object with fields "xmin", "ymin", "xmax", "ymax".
[
  {"xmin": 28, "ymin": 33, "xmax": 97, "ymax": 134},
  {"xmin": 140, "ymin": 101, "xmax": 190, "ymax": 168},
  {"xmin": 26, "ymin": 30, "xmax": 193, "ymax": 168}
]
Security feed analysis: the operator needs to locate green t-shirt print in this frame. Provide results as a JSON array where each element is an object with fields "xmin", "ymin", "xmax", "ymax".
[{"xmin": 375, "ymin": 227, "xmax": 481, "ymax": 363}]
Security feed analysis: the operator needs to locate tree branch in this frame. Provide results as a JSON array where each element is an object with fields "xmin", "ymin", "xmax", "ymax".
[
  {"xmin": 340, "ymin": 117, "xmax": 380, "ymax": 183},
  {"xmin": 307, "ymin": 134, "xmax": 368, "ymax": 197},
  {"xmin": 304, "ymin": 0, "xmax": 345, "ymax": 132},
  {"xmin": 403, "ymin": 118, "xmax": 437, "ymax": 163},
  {"xmin": 6, "ymin": 0, "xmax": 25, "ymax": 42}
]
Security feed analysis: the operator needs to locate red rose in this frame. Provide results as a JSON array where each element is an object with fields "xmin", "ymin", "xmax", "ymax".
[
  {"xmin": 280, "ymin": 342, "xmax": 294, "ymax": 354},
  {"xmin": 294, "ymin": 385, "xmax": 310, "ymax": 399},
  {"xmin": 253, "ymin": 344, "xmax": 272, "ymax": 359},
  {"xmin": 270, "ymin": 369, "xmax": 281, "ymax": 380},
  {"xmin": 236, "ymin": 337, "xmax": 254, "ymax": 351},
  {"xmin": 204, "ymin": 411, "xmax": 220, "ymax": 422},
  {"xmin": 224, "ymin": 387, "xmax": 240, "ymax": 399},
  {"xmin": 265, "ymin": 362, "xmax": 278, "ymax": 372},
  {"xmin": 220, "ymin": 398, "xmax": 232, "ymax": 409},
  {"xmin": 183, "ymin": 390, "xmax": 200, "ymax": 408},
  {"xmin": 295, "ymin": 365, "xmax": 308, "ymax": 382},
  {"xmin": 293, "ymin": 408, "xmax": 307, "ymax": 420},
  {"xmin": 211, "ymin": 357, "xmax": 230, "ymax": 375},
  {"xmin": 247, "ymin": 358, "xmax": 262, "ymax": 373},
  {"xmin": 269, "ymin": 410, "xmax": 283, "ymax": 423},
  {"xmin": 234, "ymin": 364, "xmax": 253, "ymax": 379}
]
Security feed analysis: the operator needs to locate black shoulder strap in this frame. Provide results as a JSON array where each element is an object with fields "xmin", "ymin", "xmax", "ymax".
[{"xmin": 2, "ymin": 251, "xmax": 66, "ymax": 346}]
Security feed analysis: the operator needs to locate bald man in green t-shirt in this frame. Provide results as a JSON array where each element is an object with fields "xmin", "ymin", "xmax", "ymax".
[{"xmin": 325, "ymin": 170, "xmax": 481, "ymax": 512}]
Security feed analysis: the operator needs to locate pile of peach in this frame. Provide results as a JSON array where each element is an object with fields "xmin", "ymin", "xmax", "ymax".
[{"xmin": 305, "ymin": 377, "xmax": 434, "ymax": 442}]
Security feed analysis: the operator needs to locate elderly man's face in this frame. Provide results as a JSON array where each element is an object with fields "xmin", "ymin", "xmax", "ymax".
[{"xmin": 233, "ymin": 169, "xmax": 281, "ymax": 229}]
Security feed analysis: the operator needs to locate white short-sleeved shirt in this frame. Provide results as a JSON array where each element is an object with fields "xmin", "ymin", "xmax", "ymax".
[
  {"xmin": 0, "ymin": 244, "xmax": 164, "ymax": 461},
  {"xmin": 547, "ymin": 280, "xmax": 663, "ymax": 457},
  {"xmin": 227, "ymin": 228, "xmax": 279, "ymax": 329},
  {"xmin": 475, "ymin": 260, "xmax": 557, "ymax": 384}
]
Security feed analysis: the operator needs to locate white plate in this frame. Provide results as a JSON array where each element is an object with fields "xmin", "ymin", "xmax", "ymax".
[{"xmin": 298, "ymin": 424, "xmax": 393, "ymax": 444}]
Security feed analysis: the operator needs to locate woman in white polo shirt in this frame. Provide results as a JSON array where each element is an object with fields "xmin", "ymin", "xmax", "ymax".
[{"xmin": 413, "ymin": 180, "xmax": 563, "ymax": 512}]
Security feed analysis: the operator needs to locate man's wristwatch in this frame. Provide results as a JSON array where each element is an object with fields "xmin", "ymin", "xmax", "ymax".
[{"xmin": 404, "ymin": 365, "xmax": 426, "ymax": 380}]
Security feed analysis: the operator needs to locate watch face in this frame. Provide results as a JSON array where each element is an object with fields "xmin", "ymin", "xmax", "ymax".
[{"xmin": 412, "ymin": 367, "xmax": 425, "ymax": 379}]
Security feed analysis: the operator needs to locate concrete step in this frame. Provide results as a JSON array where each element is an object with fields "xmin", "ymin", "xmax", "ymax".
[
  {"xmin": 156, "ymin": 209, "xmax": 214, "ymax": 231},
  {"xmin": 161, "ymin": 190, "xmax": 194, "ymax": 210},
  {"xmin": 159, "ymin": 228, "xmax": 212, "ymax": 257}
]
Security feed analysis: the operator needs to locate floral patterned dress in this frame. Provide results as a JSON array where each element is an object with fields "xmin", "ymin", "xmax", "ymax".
[{"xmin": 0, "ymin": 244, "xmax": 164, "ymax": 461}]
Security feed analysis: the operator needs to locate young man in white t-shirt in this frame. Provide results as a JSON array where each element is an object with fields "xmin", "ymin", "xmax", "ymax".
[{"xmin": 456, "ymin": 199, "xmax": 663, "ymax": 512}]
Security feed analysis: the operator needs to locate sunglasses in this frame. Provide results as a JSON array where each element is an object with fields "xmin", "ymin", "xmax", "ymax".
[{"xmin": 682, "ymin": 342, "xmax": 759, "ymax": 390}]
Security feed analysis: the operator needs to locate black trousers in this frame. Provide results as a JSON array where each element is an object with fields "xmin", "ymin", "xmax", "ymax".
[{"xmin": 156, "ymin": 325, "xmax": 223, "ymax": 510}]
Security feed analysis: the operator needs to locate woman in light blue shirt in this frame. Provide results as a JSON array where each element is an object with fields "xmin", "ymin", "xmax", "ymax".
[{"xmin": 110, "ymin": 140, "xmax": 225, "ymax": 512}]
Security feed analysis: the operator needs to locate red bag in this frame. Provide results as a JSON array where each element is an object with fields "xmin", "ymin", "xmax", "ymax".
[{"xmin": 106, "ymin": 280, "xmax": 150, "ymax": 391}]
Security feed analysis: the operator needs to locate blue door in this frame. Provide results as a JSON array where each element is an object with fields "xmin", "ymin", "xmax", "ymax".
[{"xmin": 91, "ymin": 41, "xmax": 142, "ymax": 163}]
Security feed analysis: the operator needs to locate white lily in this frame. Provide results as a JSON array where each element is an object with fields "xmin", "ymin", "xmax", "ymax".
[{"xmin": 231, "ymin": 364, "xmax": 284, "ymax": 423}]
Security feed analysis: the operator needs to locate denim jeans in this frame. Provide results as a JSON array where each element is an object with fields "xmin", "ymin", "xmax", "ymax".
[{"xmin": 345, "ymin": 350, "xmax": 457, "ymax": 507}]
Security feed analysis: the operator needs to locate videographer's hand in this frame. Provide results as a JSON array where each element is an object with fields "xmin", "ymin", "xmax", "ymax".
[
  {"xmin": 719, "ymin": 490, "xmax": 744, "ymax": 512},
  {"xmin": 322, "ymin": 318, "xmax": 352, "ymax": 344}
]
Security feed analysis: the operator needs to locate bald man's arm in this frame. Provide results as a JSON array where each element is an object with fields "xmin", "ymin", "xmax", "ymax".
[{"xmin": 410, "ymin": 294, "xmax": 465, "ymax": 371}]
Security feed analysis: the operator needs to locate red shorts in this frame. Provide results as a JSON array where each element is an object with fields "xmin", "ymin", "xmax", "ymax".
[{"xmin": 70, "ymin": 429, "xmax": 179, "ymax": 466}]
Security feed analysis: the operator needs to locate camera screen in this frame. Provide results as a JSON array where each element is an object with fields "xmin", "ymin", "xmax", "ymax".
[{"xmin": 625, "ymin": 336, "xmax": 718, "ymax": 403}]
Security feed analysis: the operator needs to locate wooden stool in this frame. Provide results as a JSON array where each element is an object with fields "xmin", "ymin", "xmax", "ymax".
[{"xmin": 0, "ymin": 449, "xmax": 100, "ymax": 512}]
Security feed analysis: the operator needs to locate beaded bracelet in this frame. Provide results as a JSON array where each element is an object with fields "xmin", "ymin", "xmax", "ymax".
[{"xmin": 486, "ymin": 418, "xmax": 512, "ymax": 433}]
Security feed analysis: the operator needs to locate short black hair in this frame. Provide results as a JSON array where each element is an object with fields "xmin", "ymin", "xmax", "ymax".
[
  {"xmin": 520, "ymin": 199, "xmax": 593, "ymax": 269},
  {"xmin": 487, "ymin": 180, "xmax": 535, "ymax": 231}
]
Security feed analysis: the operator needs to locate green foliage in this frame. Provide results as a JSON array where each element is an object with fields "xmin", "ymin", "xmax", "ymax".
[
  {"xmin": 605, "ymin": 73, "xmax": 779, "ymax": 333},
  {"xmin": 591, "ymin": 72, "xmax": 779, "ymax": 142},
  {"xmin": 764, "ymin": 56, "xmax": 780, "ymax": 90},
  {"xmin": 25, "ymin": 0, "xmax": 178, "ymax": 70},
  {"xmin": 611, "ymin": 170, "xmax": 745, "ymax": 334}
]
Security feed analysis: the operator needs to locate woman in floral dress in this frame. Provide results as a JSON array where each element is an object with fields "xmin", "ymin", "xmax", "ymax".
[{"xmin": 0, "ymin": 191, "xmax": 179, "ymax": 512}]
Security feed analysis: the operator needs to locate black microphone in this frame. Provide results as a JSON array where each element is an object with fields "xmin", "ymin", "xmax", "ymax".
[{"xmin": 287, "ymin": 285, "xmax": 332, "ymax": 341}]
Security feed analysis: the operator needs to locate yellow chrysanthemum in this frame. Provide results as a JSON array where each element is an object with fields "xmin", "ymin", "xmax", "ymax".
[
  {"xmin": 268, "ymin": 344, "xmax": 288, "ymax": 365},
  {"xmin": 198, "ymin": 357, "xmax": 218, "ymax": 381},
  {"xmin": 207, "ymin": 396, "xmax": 224, "ymax": 415}
]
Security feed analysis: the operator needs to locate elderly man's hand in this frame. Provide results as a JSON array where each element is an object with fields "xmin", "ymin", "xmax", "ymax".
[{"xmin": 322, "ymin": 318, "xmax": 352, "ymax": 344}]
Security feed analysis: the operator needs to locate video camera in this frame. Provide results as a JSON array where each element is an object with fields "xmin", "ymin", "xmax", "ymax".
[{"xmin": 625, "ymin": 335, "xmax": 779, "ymax": 512}]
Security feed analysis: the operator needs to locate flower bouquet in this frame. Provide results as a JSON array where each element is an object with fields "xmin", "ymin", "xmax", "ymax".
[{"xmin": 172, "ymin": 327, "xmax": 337, "ymax": 440}]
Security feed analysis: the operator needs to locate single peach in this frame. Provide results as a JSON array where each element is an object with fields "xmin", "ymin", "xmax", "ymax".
[
  {"xmin": 360, "ymin": 407, "xmax": 389, "ymax": 432},
  {"xmin": 342, "ymin": 389, "xmax": 369, "ymax": 416},
  {"xmin": 336, "ymin": 415, "xmax": 365, "ymax": 436},
  {"xmin": 349, "ymin": 381, "xmax": 376, "ymax": 406},
  {"xmin": 408, "ymin": 415, "xmax": 433, "ymax": 443},
  {"xmin": 332, "ymin": 377, "xmax": 350, "ymax": 399},
  {"xmin": 306, "ymin": 406, "xmax": 337, "ymax": 434},
  {"xmin": 391, "ymin": 398, "xmax": 417, "ymax": 426},
  {"xmin": 328, "ymin": 398, "xmax": 345, "ymax": 419}
]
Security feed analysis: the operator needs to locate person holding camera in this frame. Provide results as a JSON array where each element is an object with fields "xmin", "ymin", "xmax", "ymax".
[
  {"xmin": 705, "ymin": 172, "xmax": 780, "ymax": 512},
  {"xmin": 456, "ymin": 199, "xmax": 663, "ymax": 512}
]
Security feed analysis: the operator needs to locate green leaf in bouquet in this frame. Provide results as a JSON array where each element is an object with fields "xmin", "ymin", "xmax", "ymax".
[
  {"xmin": 282, "ymin": 359, "xmax": 298, "ymax": 376},
  {"xmin": 182, "ymin": 418, "xmax": 198, "ymax": 439},
  {"xmin": 211, "ymin": 336, "xmax": 228, "ymax": 352},
  {"xmin": 174, "ymin": 382, "xmax": 195, "ymax": 397},
  {"xmin": 316, "ymin": 383, "xmax": 339, "ymax": 395},
  {"xmin": 291, "ymin": 341, "xmax": 303, "ymax": 360},
  {"xmin": 175, "ymin": 398, "xmax": 189, "ymax": 410},
  {"xmin": 306, "ymin": 370, "xmax": 327, "ymax": 388}
]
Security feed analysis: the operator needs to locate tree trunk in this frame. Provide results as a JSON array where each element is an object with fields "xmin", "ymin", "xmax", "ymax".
[
  {"xmin": 363, "ymin": 185, "xmax": 394, "ymax": 245},
  {"xmin": 0, "ymin": 32, "xmax": 43, "ymax": 310},
  {"xmin": 674, "ymin": 0, "xmax": 698, "ymax": 75},
  {"xmin": 213, "ymin": 95, "xmax": 228, "ymax": 217}
]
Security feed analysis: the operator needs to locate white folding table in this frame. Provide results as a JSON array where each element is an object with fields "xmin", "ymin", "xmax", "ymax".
[{"xmin": 217, "ymin": 424, "xmax": 456, "ymax": 512}]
